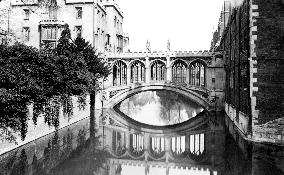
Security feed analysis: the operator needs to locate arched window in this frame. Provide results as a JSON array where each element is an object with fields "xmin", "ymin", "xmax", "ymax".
[
  {"xmin": 190, "ymin": 62, "xmax": 205, "ymax": 87},
  {"xmin": 172, "ymin": 60, "xmax": 187, "ymax": 83},
  {"xmin": 151, "ymin": 60, "xmax": 166, "ymax": 81},
  {"xmin": 113, "ymin": 60, "xmax": 127, "ymax": 86},
  {"xmin": 130, "ymin": 61, "xmax": 145, "ymax": 83}
]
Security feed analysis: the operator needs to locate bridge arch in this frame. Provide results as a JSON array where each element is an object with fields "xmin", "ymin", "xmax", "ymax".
[{"xmin": 106, "ymin": 84, "xmax": 212, "ymax": 110}]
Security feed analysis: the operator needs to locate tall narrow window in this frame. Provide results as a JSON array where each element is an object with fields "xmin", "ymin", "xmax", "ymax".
[
  {"xmin": 113, "ymin": 60, "xmax": 127, "ymax": 86},
  {"xmin": 75, "ymin": 7, "xmax": 82, "ymax": 19},
  {"xmin": 114, "ymin": 16, "xmax": 117, "ymax": 27},
  {"xmin": 23, "ymin": 27, "xmax": 30, "ymax": 42},
  {"xmin": 49, "ymin": 7, "xmax": 57, "ymax": 19},
  {"xmin": 75, "ymin": 26, "xmax": 82, "ymax": 38},
  {"xmin": 130, "ymin": 61, "xmax": 145, "ymax": 83},
  {"xmin": 151, "ymin": 60, "xmax": 166, "ymax": 81},
  {"xmin": 23, "ymin": 9, "xmax": 29, "ymax": 20},
  {"xmin": 172, "ymin": 60, "xmax": 187, "ymax": 83},
  {"xmin": 190, "ymin": 61, "xmax": 206, "ymax": 87}
]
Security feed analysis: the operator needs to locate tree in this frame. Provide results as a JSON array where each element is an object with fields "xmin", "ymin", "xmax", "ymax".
[
  {"xmin": 0, "ymin": 23, "xmax": 109, "ymax": 145},
  {"xmin": 0, "ymin": 43, "xmax": 43, "ymax": 140},
  {"xmin": 56, "ymin": 24, "xmax": 109, "ymax": 143}
]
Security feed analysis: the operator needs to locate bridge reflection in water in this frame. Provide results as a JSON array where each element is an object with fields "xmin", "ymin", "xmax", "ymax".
[
  {"xmin": 98, "ymin": 106, "xmax": 224, "ymax": 175},
  {"xmin": 1, "ymin": 88, "xmax": 283, "ymax": 175},
  {"xmin": 1, "ymin": 108, "xmax": 284, "ymax": 175}
]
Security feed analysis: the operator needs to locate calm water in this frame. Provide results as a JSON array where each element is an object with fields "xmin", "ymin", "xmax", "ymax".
[
  {"xmin": 0, "ymin": 91, "xmax": 283, "ymax": 175},
  {"xmin": 118, "ymin": 90, "xmax": 204, "ymax": 125}
]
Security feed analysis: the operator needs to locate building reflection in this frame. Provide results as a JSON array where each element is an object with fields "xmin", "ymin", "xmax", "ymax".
[
  {"xmin": 1, "ymin": 109, "xmax": 283, "ymax": 175},
  {"xmin": 101, "ymin": 109, "xmax": 225, "ymax": 175}
]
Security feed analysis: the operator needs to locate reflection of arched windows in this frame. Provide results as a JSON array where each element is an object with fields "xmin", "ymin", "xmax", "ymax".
[
  {"xmin": 130, "ymin": 134, "xmax": 144, "ymax": 152},
  {"xmin": 112, "ymin": 131, "xmax": 126, "ymax": 154},
  {"xmin": 130, "ymin": 61, "xmax": 145, "ymax": 83},
  {"xmin": 189, "ymin": 133, "xmax": 204, "ymax": 155},
  {"xmin": 151, "ymin": 137, "xmax": 165, "ymax": 154},
  {"xmin": 171, "ymin": 136, "xmax": 185, "ymax": 154},
  {"xmin": 172, "ymin": 60, "xmax": 187, "ymax": 83},
  {"xmin": 113, "ymin": 61, "xmax": 127, "ymax": 86},
  {"xmin": 190, "ymin": 62, "xmax": 205, "ymax": 87},
  {"xmin": 151, "ymin": 60, "xmax": 166, "ymax": 81}
]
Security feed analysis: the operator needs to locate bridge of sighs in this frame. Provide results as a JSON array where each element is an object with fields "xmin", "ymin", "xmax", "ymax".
[{"xmin": 102, "ymin": 51, "xmax": 225, "ymax": 110}]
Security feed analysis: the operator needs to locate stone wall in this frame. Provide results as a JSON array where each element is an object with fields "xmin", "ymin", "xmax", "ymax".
[{"xmin": 220, "ymin": 0, "xmax": 284, "ymax": 143}]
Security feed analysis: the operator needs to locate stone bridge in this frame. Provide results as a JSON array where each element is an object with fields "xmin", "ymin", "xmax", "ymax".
[{"xmin": 101, "ymin": 50, "xmax": 225, "ymax": 111}]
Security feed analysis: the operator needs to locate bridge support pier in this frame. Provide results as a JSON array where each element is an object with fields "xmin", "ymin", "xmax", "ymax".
[
  {"xmin": 127, "ymin": 66, "xmax": 131, "ymax": 85},
  {"xmin": 166, "ymin": 56, "xmax": 172, "ymax": 81}
]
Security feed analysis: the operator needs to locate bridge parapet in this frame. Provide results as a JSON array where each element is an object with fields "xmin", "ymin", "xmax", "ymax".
[{"xmin": 105, "ymin": 50, "xmax": 213, "ymax": 59}]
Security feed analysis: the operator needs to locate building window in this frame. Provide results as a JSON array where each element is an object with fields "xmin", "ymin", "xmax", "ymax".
[
  {"xmin": 151, "ymin": 60, "xmax": 166, "ymax": 81},
  {"xmin": 41, "ymin": 26, "xmax": 58, "ymax": 48},
  {"xmin": 49, "ymin": 7, "xmax": 57, "ymax": 19},
  {"xmin": 190, "ymin": 61, "xmax": 206, "ymax": 87},
  {"xmin": 75, "ymin": 7, "xmax": 82, "ymax": 19},
  {"xmin": 113, "ymin": 60, "xmax": 127, "ymax": 86},
  {"xmin": 114, "ymin": 16, "xmax": 117, "ymax": 27},
  {"xmin": 23, "ymin": 9, "xmax": 29, "ymax": 20},
  {"xmin": 172, "ymin": 60, "xmax": 187, "ymax": 83},
  {"xmin": 23, "ymin": 27, "xmax": 30, "ymax": 42},
  {"xmin": 75, "ymin": 26, "xmax": 82, "ymax": 38},
  {"xmin": 130, "ymin": 60, "xmax": 145, "ymax": 83}
]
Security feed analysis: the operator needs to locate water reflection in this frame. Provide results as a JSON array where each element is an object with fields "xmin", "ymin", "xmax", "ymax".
[
  {"xmin": 0, "ymin": 112, "xmax": 283, "ymax": 175},
  {"xmin": 118, "ymin": 90, "xmax": 204, "ymax": 125}
]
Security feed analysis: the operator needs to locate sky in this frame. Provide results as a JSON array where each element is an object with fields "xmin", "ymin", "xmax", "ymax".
[{"xmin": 117, "ymin": 0, "xmax": 225, "ymax": 52}]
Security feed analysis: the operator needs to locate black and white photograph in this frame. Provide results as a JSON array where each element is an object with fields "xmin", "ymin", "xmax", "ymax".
[{"xmin": 0, "ymin": 0, "xmax": 283, "ymax": 174}]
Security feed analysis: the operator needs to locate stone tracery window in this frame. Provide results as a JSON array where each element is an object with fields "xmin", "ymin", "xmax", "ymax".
[
  {"xmin": 172, "ymin": 60, "xmax": 187, "ymax": 83},
  {"xmin": 113, "ymin": 60, "xmax": 127, "ymax": 86},
  {"xmin": 190, "ymin": 61, "xmax": 205, "ymax": 87},
  {"xmin": 130, "ymin": 60, "xmax": 145, "ymax": 83},
  {"xmin": 151, "ymin": 60, "xmax": 166, "ymax": 81}
]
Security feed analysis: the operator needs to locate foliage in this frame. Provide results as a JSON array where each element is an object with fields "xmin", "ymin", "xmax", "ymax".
[{"xmin": 0, "ymin": 23, "xmax": 109, "ymax": 142}]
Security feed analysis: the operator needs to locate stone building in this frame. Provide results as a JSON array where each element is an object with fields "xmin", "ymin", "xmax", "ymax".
[
  {"xmin": 8, "ymin": 0, "xmax": 129, "ymax": 53},
  {"xmin": 212, "ymin": 0, "xmax": 284, "ymax": 143}
]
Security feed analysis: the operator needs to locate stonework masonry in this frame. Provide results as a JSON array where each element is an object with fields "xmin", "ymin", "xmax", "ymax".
[
  {"xmin": 213, "ymin": 0, "xmax": 284, "ymax": 144},
  {"xmin": 7, "ymin": 0, "xmax": 129, "ymax": 53}
]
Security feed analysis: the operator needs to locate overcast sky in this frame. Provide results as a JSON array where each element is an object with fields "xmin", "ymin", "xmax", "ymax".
[{"xmin": 117, "ymin": 0, "xmax": 224, "ymax": 52}]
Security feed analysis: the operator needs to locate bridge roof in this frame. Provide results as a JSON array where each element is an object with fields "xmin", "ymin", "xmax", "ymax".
[{"xmin": 105, "ymin": 50, "xmax": 213, "ymax": 59}]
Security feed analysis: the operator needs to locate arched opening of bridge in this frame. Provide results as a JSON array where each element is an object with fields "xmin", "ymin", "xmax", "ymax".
[
  {"xmin": 113, "ymin": 60, "xmax": 127, "ymax": 86},
  {"xmin": 172, "ymin": 60, "xmax": 187, "ymax": 83},
  {"xmin": 130, "ymin": 60, "xmax": 145, "ymax": 83},
  {"xmin": 190, "ymin": 61, "xmax": 206, "ymax": 87},
  {"xmin": 151, "ymin": 60, "xmax": 166, "ymax": 82}
]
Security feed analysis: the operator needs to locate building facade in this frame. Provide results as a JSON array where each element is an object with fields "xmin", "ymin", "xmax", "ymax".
[
  {"xmin": 212, "ymin": 0, "xmax": 284, "ymax": 143},
  {"xmin": 8, "ymin": 0, "xmax": 129, "ymax": 53}
]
